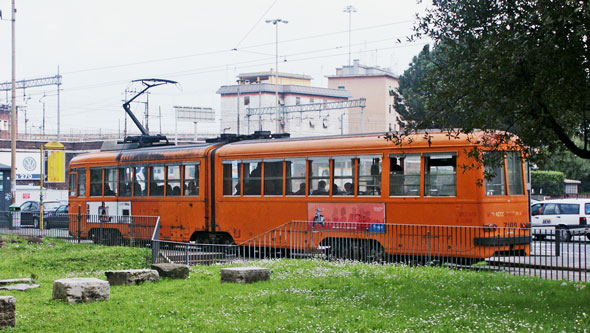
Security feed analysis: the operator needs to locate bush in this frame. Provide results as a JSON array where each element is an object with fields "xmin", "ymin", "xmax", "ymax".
[{"xmin": 531, "ymin": 170, "xmax": 565, "ymax": 196}]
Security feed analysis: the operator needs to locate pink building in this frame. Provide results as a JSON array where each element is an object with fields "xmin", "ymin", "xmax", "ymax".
[{"xmin": 327, "ymin": 59, "xmax": 401, "ymax": 134}]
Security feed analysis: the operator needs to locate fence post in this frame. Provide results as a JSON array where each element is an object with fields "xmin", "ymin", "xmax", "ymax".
[
  {"xmin": 185, "ymin": 245, "xmax": 189, "ymax": 265},
  {"xmin": 555, "ymin": 227, "xmax": 560, "ymax": 257},
  {"xmin": 77, "ymin": 205, "xmax": 81, "ymax": 244}
]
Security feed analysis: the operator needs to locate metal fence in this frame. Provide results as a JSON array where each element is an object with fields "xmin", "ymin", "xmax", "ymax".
[
  {"xmin": 152, "ymin": 220, "xmax": 590, "ymax": 282},
  {"xmin": 0, "ymin": 210, "xmax": 159, "ymax": 248}
]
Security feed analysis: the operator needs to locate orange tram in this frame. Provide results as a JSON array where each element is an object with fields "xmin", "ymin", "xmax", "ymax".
[{"xmin": 68, "ymin": 131, "xmax": 531, "ymax": 259}]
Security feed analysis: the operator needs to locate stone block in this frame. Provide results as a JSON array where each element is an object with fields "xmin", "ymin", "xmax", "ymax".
[
  {"xmin": 105, "ymin": 269, "xmax": 159, "ymax": 286},
  {"xmin": 221, "ymin": 267, "xmax": 271, "ymax": 284},
  {"xmin": 0, "ymin": 296, "xmax": 16, "ymax": 328},
  {"xmin": 53, "ymin": 278, "xmax": 110, "ymax": 304},
  {"xmin": 0, "ymin": 284, "xmax": 40, "ymax": 291},
  {"xmin": 151, "ymin": 263, "xmax": 190, "ymax": 279}
]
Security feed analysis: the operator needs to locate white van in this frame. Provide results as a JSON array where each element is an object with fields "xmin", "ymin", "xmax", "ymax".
[{"xmin": 531, "ymin": 199, "xmax": 590, "ymax": 241}]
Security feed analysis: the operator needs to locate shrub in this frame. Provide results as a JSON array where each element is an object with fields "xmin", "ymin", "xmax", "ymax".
[{"xmin": 531, "ymin": 170, "xmax": 565, "ymax": 196}]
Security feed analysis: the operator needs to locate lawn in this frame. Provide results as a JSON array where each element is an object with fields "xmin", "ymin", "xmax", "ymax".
[{"xmin": 0, "ymin": 235, "xmax": 589, "ymax": 332}]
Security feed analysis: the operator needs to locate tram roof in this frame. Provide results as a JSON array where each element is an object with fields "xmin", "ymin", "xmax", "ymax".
[
  {"xmin": 70, "ymin": 142, "xmax": 217, "ymax": 166},
  {"xmin": 216, "ymin": 131, "xmax": 486, "ymax": 157}
]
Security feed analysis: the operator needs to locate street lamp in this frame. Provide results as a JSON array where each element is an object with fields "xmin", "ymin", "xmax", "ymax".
[
  {"xmin": 343, "ymin": 5, "xmax": 357, "ymax": 66},
  {"xmin": 265, "ymin": 18, "xmax": 288, "ymax": 133}
]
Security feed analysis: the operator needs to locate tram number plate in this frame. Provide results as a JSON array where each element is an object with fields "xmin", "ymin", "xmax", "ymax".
[{"xmin": 542, "ymin": 219, "xmax": 551, "ymax": 224}]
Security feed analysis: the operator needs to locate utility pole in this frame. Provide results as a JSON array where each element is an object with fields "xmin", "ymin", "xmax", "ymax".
[
  {"xmin": 236, "ymin": 79, "xmax": 241, "ymax": 135},
  {"xmin": 57, "ymin": 66, "xmax": 61, "ymax": 141},
  {"xmin": 344, "ymin": 5, "xmax": 357, "ymax": 66},
  {"xmin": 265, "ymin": 18, "xmax": 288, "ymax": 133},
  {"xmin": 10, "ymin": 0, "xmax": 16, "ymax": 204},
  {"xmin": 39, "ymin": 93, "xmax": 46, "ymax": 135},
  {"xmin": 159, "ymin": 106, "xmax": 162, "ymax": 134}
]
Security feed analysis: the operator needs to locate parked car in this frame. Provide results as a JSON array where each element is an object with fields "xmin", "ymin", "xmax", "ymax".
[
  {"xmin": 19, "ymin": 200, "xmax": 67, "ymax": 228},
  {"xmin": 44, "ymin": 204, "xmax": 69, "ymax": 229},
  {"xmin": 531, "ymin": 199, "xmax": 590, "ymax": 241}
]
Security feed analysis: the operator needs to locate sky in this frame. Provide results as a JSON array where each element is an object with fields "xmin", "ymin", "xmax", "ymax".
[{"xmin": 0, "ymin": 0, "xmax": 429, "ymax": 138}]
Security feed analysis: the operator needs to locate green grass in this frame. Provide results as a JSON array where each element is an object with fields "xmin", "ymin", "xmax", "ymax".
[{"xmin": 0, "ymin": 234, "xmax": 589, "ymax": 332}]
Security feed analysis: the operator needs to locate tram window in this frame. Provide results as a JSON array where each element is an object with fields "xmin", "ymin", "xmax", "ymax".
[
  {"xmin": 78, "ymin": 169, "xmax": 86, "ymax": 197},
  {"xmin": 390, "ymin": 154, "xmax": 421, "ymax": 196},
  {"xmin": 507, "ymin": 152, "xmax": 524, "ymax": 195},
  {"xmin": 359, "ymin": 157, "xmax": 381, "ymax": 196},
  {"xmin": 104, "ymin": 168, "xmax": 117, "ymax": 196},
  {"xmin": 166, "ymin": 165, "xmax": 181, "ymax": 196},
  {"xmin": 244, "ymin": 161, "xmax": 262, "ymax": 196},
  {"xmin": 286, "ymin": 159, "xmax": 306, "ymax": 196},
  {"xmin": 264, "ymin": 161, "xmax": 283, "ymax": 196},
  {"xmin": 425, "ymin": 154, "xmax": 457, "ymax": 197},
  {"xmin": 309, "ymin": 158, "xmax": 330, "ymax": 196},
  {"xmin": 69, "ymin": 172, "xmax": 77, "ymax": 197},
  {"xmin": 484, "ymin": 152, "xmax": 506, "ymax": 196},
  {"xmin": 183, "ymin": 164, "xmax": 199, "ymax": 196},
  {"xmin": 150, "ymin": 166, "xmax": 165, "ymax": 196},
  {"xmin": 223, "ymin": 161, "xmax": 241, "ymax": 196},
  {"xmin": 119, "ymin": 167, "xmax": 133, "ymax": 197},
  {"xmin": 333, "ymin": 157, "xmax": 355, "ymax": 196},
  {"xmin": 90, "ymin": 168, "xmax": 102, "ymax": 197},
  {"xmin": 134, "ymin": 167, "xmax": 148, "ymax": 196}
]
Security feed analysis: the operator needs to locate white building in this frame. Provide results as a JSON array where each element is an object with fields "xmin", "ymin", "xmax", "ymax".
[{"xmin": 217, "ymin": 71, "xmax": 352, "ymax": 137}]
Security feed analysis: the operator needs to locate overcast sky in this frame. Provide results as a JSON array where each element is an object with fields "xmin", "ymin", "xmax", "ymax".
[{"xmin": 0, "ymin": 0, "xmax": 429, "ymax": 137}]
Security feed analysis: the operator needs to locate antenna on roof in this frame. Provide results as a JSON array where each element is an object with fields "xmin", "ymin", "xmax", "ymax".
[{"xmin": 121, "ymin": 79, "xmax": 178, "ymax": 147}]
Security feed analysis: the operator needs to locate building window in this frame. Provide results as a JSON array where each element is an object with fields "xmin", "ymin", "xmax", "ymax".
[
  {"xmin": 244, "ymin": 96, "xmax": 250, "ymax": 106},
  {"xmin": 338, "ymin": 86, "xmax": 345, "ymax": 90},
  {"xmin": 296, "ymin": 97, "xmax": 301, "ymax": 105},
  {"xmin": 310, "ymin": 98, "xmax": 314, "ymax": 103}
]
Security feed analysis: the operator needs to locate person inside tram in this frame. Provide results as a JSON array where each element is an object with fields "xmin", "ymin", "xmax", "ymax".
[
  {"xmin": 344, "ymin": 182, "xmax": 354, "ymax": 195},
  {"xmin": 294, "ymin": 182, "xmax": 306, "ymax": 195},
  {"xmin": 186, "ymin": 181, "xmax": 198, "ymax": 195},
  {"xmin": 312, "ymin": 180, "xmax": 329, "ymax": 195}
]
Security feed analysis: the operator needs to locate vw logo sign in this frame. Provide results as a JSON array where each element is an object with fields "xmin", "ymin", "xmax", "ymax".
[{"xmin": 22, "ymin": 157, "xmax": 37, "ymax": 171}]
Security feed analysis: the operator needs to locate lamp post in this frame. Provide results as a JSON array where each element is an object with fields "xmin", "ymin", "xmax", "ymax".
[
  {"xmin": 265, "ymin": 18, "xmax": 288, "ymax": 133},
  {"xmin": 10, "ymin": 0, "xmax": 16, "ymax": 204},
  {"xmin": 343, "ymin": 5, "xmax": 357, "ymax": 66}
]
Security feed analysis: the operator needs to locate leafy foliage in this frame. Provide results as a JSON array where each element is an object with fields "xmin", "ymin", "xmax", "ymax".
[
  {"xmin": 531, "ymin": 170, "xmax": 566, "ymax": 196},
  {"xmin": 537, "ymin": 144, "xmax": 590, "ymax": 193},
  {"xmin": 395, "ymin": 0, "xmax": 590, "ymax": 161}
]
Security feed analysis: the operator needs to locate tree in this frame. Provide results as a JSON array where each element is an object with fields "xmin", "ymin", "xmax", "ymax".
[{"xmin": 394, "ymin": 0, "xmax": 590, "ymax": 162}]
